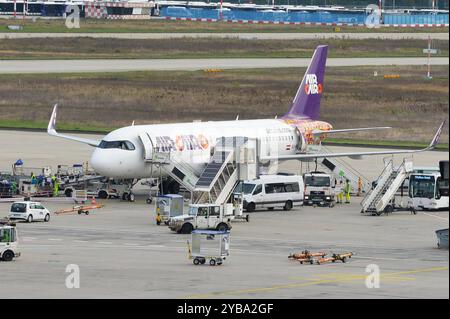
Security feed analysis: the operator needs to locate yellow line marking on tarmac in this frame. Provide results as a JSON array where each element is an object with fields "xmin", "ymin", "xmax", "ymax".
[{"xmin": 185, "ymin": 266, "xmax": 448, "ymax": 299}]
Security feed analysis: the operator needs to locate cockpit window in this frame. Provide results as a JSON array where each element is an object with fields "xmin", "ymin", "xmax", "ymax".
[{"xmin": 98, "ymin": 140, "xmax": 135, "ymax": 151}]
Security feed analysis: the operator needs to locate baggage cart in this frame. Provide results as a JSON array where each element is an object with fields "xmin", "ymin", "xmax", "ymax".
[{"xmin": 188, "ymin": 230, "xmax": 230, "ymax": 266}]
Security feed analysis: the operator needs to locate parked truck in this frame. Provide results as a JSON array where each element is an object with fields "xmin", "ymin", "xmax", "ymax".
[{"xmin": 303, "ymin": 172, "xmax": 334, "ymax": 207}]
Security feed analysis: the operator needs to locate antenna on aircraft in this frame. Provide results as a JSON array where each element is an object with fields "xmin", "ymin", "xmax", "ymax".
[
  {"xmin": 132, "ymin": 121, "xmax": 135, "ymax": 126},
  {"xmin": 235, "ymin": 115, "xmax": 239, "ymax": 120},
  {"xmin": 275, "ymin": 115, "xmax": 278, "ymax": 119}
]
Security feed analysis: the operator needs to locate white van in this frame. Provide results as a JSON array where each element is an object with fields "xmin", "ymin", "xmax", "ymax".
[
  {"xmin": 9, "ymin": 201, "xmax": 51, "ymax": 223},
  {"xmin": 235, "ymin": 174, "xmax": 304, "ymax": 212}
]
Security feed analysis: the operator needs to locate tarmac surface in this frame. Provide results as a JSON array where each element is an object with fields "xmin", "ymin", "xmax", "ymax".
[
  {"xmin": 0, "ymin": 57, "xmax": 448, "ymax": 74},
  {"xmin": 1, "ymin": 32, "xmax": 448, "ymax": 40},
  {"xmin": 0, "ymin": 192, "xmax": 448, "ymax": 299},
  {"xmin": 0, "ymin": 129, "xmax": 448, "ymax": 298}
]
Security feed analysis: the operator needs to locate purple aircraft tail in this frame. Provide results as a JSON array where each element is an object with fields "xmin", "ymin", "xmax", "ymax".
[{"xmin": 283, "ymin": 45, "xmax": 328, "ymax": 120}]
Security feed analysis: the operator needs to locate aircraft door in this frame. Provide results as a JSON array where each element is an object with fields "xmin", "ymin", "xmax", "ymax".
[
  {"xmin": 295, "ymin": 128, "xmax": 307, "ymax": 153},
  {"xmin": 138, "ymin": 132, "xmax": 154, "ymax": 161}
]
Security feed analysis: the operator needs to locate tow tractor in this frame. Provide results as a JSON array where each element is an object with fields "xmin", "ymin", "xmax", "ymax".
[
  {"xmin": 169, "ymin": 203, "xmax": 234, "ymax": 234},
  {"xmin": 0, "ymin": 220, "xmax": 20, "ymax": 262},
  {"xmin": 168, "ymin": 191, "xmax": 248, "ymax": 233},
  {"xmin": 303, "ymin": 172, "xmax": 334, "ymax": 207}
]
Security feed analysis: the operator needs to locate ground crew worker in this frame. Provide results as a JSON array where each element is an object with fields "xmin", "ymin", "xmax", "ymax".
[
  {"xmin": 344, "ymin": 179, "xmax": 351, "ymax": 204},
  {"xmin": 357, "ymin": 177, "xmax": 363, "ymax": 197},
  {"xmin": 156, "ymin": 207, "xmax": 162, "ymax": 225},
  {"xmin": 11, "ymin": 181, "xmax": 17, "ymax": 195},
  {"xmin": 51, "ymin": 175, "xmax": 57, "ymax": 188},
  {"xmin": 336, "ymin": 180, "xmax": 344, "ymax": 204},
  {"xmin": 53, "ymin": 180, "xmax": 59, "ymax": 197},
  {"xmin": 30, "ymin": 172, "xmax": 37, "ymax": 185}
]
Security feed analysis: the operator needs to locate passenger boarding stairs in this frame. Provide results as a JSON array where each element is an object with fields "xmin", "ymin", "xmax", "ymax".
[
  {"xmin": 152, "ymin": 151, "xmax": 202, "ymax": 192},
  {"xmin": 361, "ymin": 159, "xmax": 413, "ymax": 216},
  {"xmin": 320, "ymin": 146, "xmax": 371, "ymax": 194},
  {"xmin": 192, "ymin": 149, "xmax": 238, "ymax": 205},
  {"xmin": 192, "ymin": 137, "xmax": 252, "ymax": 205},
  {"xmin": 143, "ymin": 134, "xmax": 256, "ymax": 205}
]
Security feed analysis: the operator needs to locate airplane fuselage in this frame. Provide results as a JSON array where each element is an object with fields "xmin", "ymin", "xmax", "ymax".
[{"xmin": 90, "ymin": 118, "xmax": 332, "ymax": 178}]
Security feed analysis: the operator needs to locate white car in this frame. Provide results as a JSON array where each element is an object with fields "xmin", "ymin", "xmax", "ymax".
[{"xmin": 9, "ymin": 201, "xmax": 51, "ymax": 223}]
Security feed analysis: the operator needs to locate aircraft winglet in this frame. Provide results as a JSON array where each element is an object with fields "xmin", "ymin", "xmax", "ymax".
[
  {"xmin": 47, "ymin": 104, "xmax": 58, "ymax": 136},
  {"xmin": 46, "ymin": 104, "xmax": 100, "ymax": 147},
  {"xmin": 428, "ymin": 120, "xmax": 445, "ymax": 150}
]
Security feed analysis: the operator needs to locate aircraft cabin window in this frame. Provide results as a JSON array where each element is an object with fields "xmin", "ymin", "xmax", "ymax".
[{"xmin": 98, "ymin": 140, "xmax": 135, "ymax": 151}]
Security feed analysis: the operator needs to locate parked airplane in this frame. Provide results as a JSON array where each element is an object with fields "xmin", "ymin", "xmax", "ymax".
[{"xmin": 47, "ymin": 45, "xmax": 444, "ymax": 194}]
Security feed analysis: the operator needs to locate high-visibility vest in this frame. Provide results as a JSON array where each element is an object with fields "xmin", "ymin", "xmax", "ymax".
[{"xmin": 345, "ymin": 183, "xmax": 351, "ymax": 193}]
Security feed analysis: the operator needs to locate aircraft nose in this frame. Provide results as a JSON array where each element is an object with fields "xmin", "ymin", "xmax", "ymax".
[{"xmin": 90, "ymin": 148, "xmax": 111, "ymax": 176}]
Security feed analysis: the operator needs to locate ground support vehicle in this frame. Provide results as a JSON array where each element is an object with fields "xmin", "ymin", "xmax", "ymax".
[
  {"xmin": 303, "ymin": 172, "xmax": 334, "ymax": 207},
  {"xmin": 155, "ymin": 194, "xmax": 184, "ymax": 225},
  {"xmin": 188, "ymin": 230, "xmax": 230, "ymax": 266},
  {"xmin": 169, "ymin": 203, "xmax": 233, "ymax": 234},
  {"xmin": 0, "ymin": 220, "xmax": 20, "ymax": 261}
]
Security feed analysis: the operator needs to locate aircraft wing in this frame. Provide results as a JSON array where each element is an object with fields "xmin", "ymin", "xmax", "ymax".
[
  {"xmin": 263, "ymin": 121, "xmax": 445, "ymax": 161},
  {"xmin": 312, "ymin": 126, "xmax": 392, "ymax": 136},
  {"xmin": 47, "ymin": 104, "xmax": 101, "ymax": 147}
]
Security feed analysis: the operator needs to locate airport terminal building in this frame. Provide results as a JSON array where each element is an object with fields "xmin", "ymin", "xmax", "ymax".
[{"xmin": 0, "ymin": 0, "xmax": 448, "ymax": 26}]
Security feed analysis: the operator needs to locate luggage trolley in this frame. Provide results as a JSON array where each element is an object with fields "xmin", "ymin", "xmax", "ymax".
[{"xmin": 188, "ymin": 230, "xmax": 230, "ymax": 266}]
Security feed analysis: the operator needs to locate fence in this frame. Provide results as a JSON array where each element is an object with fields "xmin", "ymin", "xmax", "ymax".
[{"xmin": 161, "ymin": 6, "xmax": 449, "ymax": 25}]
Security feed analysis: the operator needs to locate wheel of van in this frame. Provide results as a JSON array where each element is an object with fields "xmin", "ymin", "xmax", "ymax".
[
  {"xmin": 128, "ymin": 193, "xmax": 135, "ymax": 202},
  {"xmin": 200, "ymin": 258, "xmax": 206, "ymax": 264},
  {"xmin": 246, "ymin": 202, "xmax": 255, "ymax": 212},
  {"xmin": 209, "ymin": 259, "xmax": 216, "ymax": 266},
  {"xmin": 27, "ymin": 215, "xmax": 33, "ymax": 223},
  {"xmin": 64, "ymin": 189, "xmax": 73, "ymax": 198},
  {"xmin": 44, "ymin": 214, "xmax": 50, "ymax": 222},
  {"xmin": 193, "ymin": 258, "xmax": 200, "ymax": 265},
  {"xmin": 2, "ymin": 250, "xmax": 14, "ymax": 262},
  {"xmin": 98, "ymin": 190, "xmax": 108, "ymax": 199},
  {"xmin": 216, "ymin": 223, "xmax": 228, "ymax": 231},
  {"xmin": 181, "ymin": 223, "xmax": 193, "ymax": 234},
  {"xmin": 283, "ymin": 200, "xmax": 293, "ymax": 211}
]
